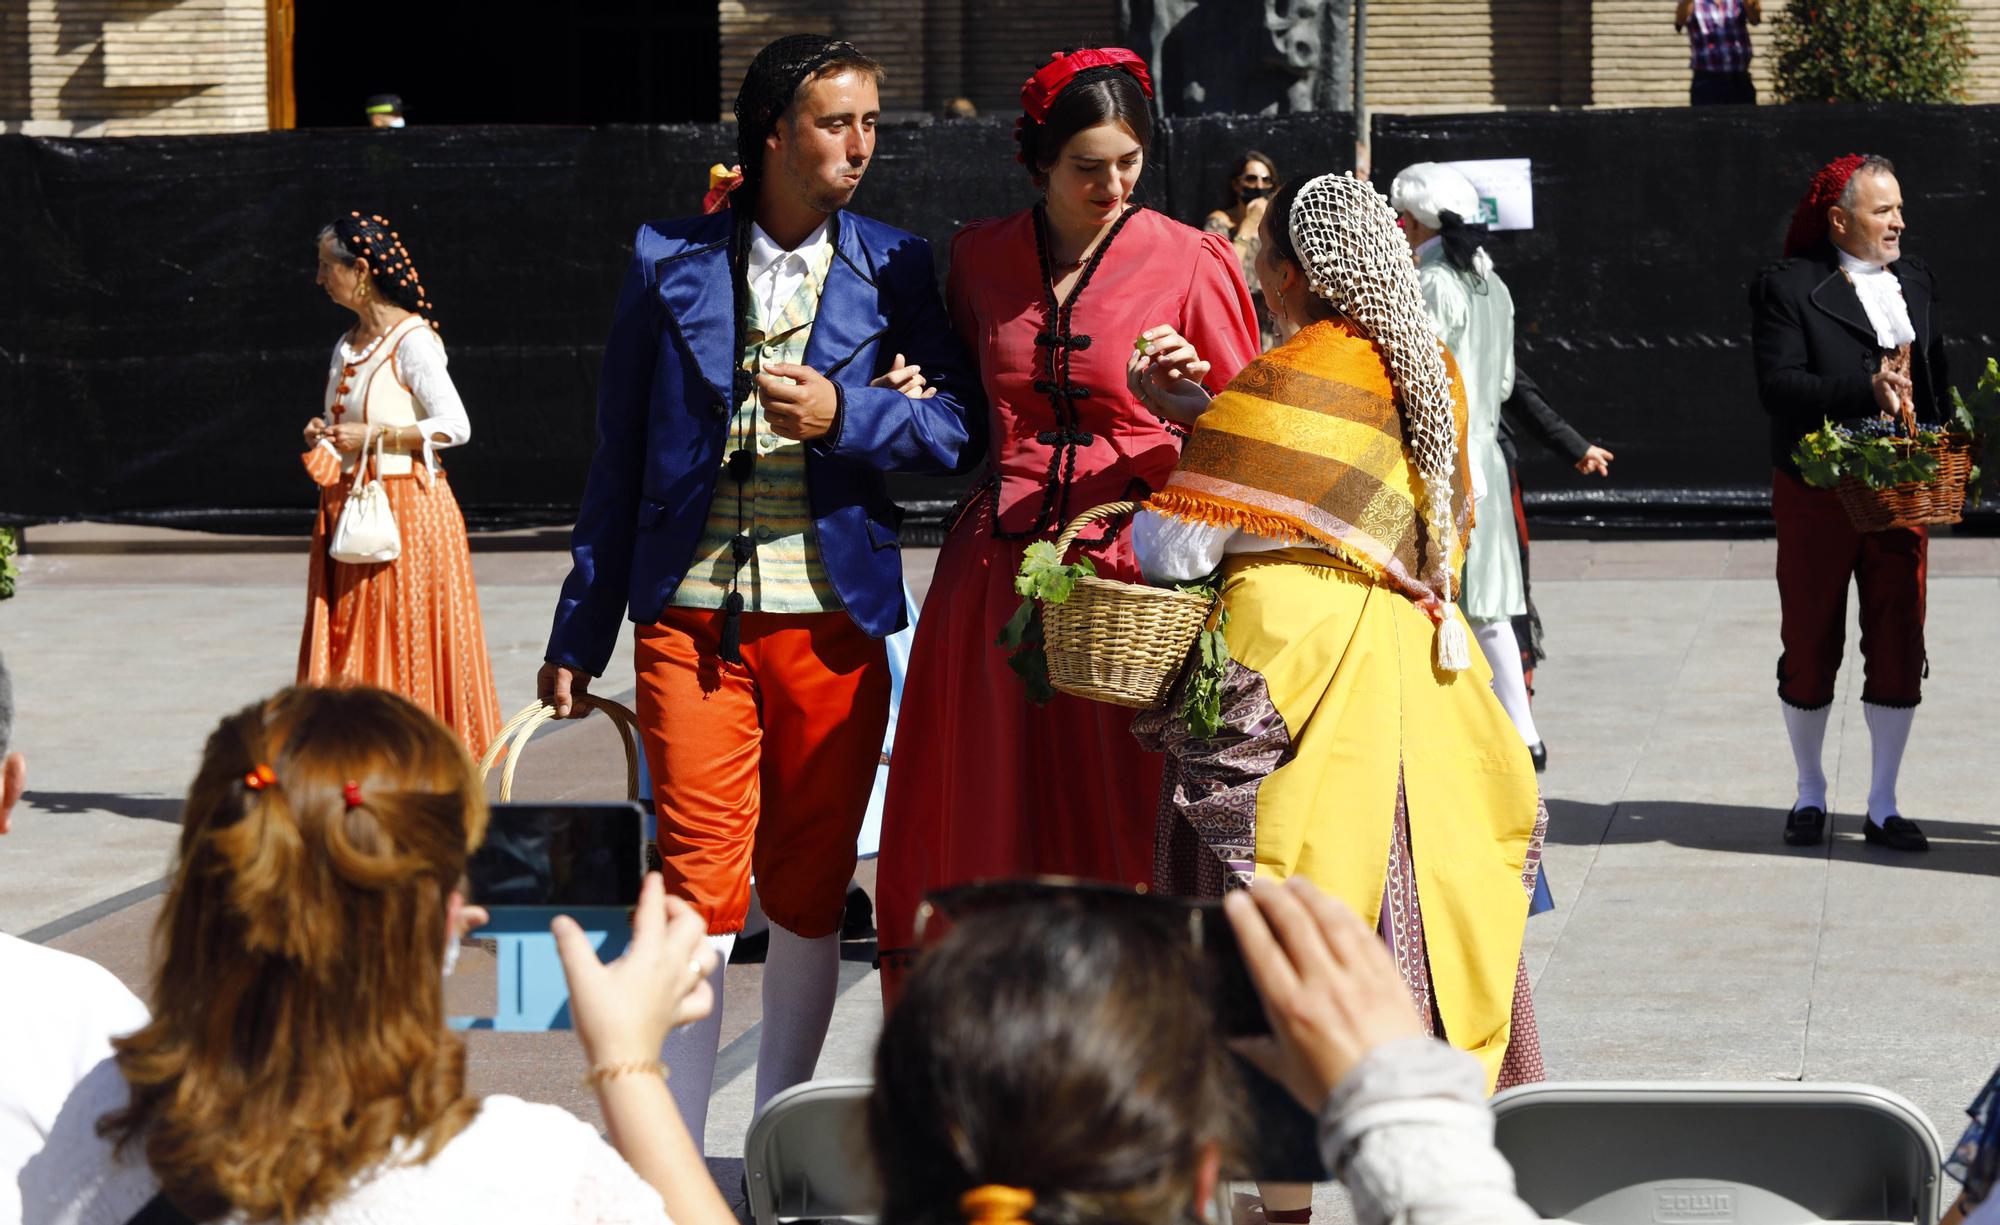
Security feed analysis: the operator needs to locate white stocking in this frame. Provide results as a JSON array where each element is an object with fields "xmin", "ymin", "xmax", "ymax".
[
  {"xmin": 1781, "ymin": 703, "xmax": 1830, "ymax": 812},
  {"xmin": 755, "ymin": 923, "xmax": 840, "ymax": 1113},
  {"xmin": 1863, "ymin": 702, "xmax": 1915, "ymax": 824},
  {"xmin": 1474, "ymin": 620, "xmax": 1541, "ymax": 747},
  {"xmin": 658, "ymin": 933, "xmax": 733, "ymax": 1154}
]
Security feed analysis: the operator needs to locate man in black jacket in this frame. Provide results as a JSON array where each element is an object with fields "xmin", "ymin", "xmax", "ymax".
[{"xmin": 1749, "ymin": 154, "xmax": 1946, "ymax": 852}]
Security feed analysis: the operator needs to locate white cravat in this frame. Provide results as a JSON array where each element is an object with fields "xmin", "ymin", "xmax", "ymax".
[
  {"xmin": 747, "ymin": 218, "xmax": 831, "ymax": 320},
  {"xmin": 1836, "ymin": 248, "xmax": 1917, "ymax": 349}
]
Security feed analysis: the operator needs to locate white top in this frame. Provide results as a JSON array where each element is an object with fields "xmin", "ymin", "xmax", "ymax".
[
  {"xmin": 0, "ymin": 935, "xmax": 150, "ymax": 1225},
  {"xmin": 1319, "ymin": 1038, "xmax": 1538, "ymax": 1225},
  {"xmin": 1133, "ymin": 509, "xmax": 1293, "ymax": 585},
  {"xmin": 748, "ymin": 218, "xmax": 833, "ymax": 321},
  {"xmin": 20, "ymin": 1058, "xmax": 671, "ymax": 1225},
  {"xmin": 324, "ymin": 323, "xmax": 473, "ymax": 450},
  {"xmin": 1836, "ymin": 248, "xmax": 1918, "ymax": 349}
]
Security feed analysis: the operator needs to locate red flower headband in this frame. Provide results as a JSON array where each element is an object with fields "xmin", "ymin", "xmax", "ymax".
[
  {"xmin": 1019, "ymin": 47, "xmax": 1153, "ymax": 126},
  {"xmin": 1783, "ymin": 153, "xmax": 1867, "ymax": 258}
]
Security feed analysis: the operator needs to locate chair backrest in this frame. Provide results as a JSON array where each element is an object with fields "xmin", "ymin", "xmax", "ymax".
[
  {"xmin": 1492, "ymin": 1081, "xmax": 1944, "ymax": 1225},
  {"xmin": 744, "ymin": 1077, "xmax": 881, "ymax": 1225}
]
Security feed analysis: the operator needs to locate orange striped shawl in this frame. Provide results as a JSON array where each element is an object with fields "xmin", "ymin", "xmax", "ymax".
[{"xmin": 1146, "ymin": 319, "xmax": 1474, "ymax": 608}]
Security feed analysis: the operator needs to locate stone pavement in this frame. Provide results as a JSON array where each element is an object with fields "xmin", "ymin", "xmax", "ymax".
[{"xmin": 4, "ymin": 526, "xmax": 1997, "ymax": 1214}]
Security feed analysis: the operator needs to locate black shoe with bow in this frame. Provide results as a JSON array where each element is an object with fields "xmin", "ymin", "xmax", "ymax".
[
  {"xmin": 1783, "ymin": 805, "xmax": 1826, "ymax": 846},
  {"xmin": 1863, "ymin": 814, "xmax": 1929, "ymax": 852}
]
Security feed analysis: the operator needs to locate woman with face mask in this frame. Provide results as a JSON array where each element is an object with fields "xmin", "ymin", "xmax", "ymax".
[
  {"xmin": 875, "ymin": 46, "xmax": 1262, "ymax": 1006},
  {"xmin": 1205, "ymin": 151, "xmax": 1281, "ymax": 347}
]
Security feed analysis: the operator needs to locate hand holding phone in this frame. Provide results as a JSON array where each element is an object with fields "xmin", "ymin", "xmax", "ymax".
[
  {"xmin": 553, "ymin": 872, "xmax": 719, "ymax": 1066},
  {"xmin": 1224, "ymin": 878, "xmax": 1428, "ymax": 1112}
]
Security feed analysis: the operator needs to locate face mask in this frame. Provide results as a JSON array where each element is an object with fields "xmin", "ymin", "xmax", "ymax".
[
  {"xmin": 1239, "ymin": 185, "xmax": 1273, "ymax": 202},
  {"xmin": 442, "ymin": 933, "xmax": 462, "ymax": 979}
]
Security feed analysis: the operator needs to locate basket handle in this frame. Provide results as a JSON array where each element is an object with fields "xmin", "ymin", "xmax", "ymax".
[
  {"xmin": 478, "ymin": 695, "xmax": 642, "ymax": 803},
  {"xmin": 1052, "ymin": 501, "xmax": 1140, "ymax": 560}
]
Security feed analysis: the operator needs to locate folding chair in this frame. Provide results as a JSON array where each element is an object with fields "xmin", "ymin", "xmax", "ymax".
[
  {"xmin": 744, "ymin": 1078, "xmax": 881, "ymax": 1225},
  {"xmin": 1492, "ymin": 1081, "xmax": 1945, "ymax": 1224}
]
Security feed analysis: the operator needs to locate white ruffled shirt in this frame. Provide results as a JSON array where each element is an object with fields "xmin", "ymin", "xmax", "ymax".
[
  {"xmin": 1837, "ymin": 248, "xmax": 1917, "ymax": 349},
  {"xmin": 19, "ymin": 1058, "xmax": 672, "ymax": 1225}
]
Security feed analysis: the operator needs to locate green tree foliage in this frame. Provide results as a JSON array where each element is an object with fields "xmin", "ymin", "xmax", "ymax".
[{"xmin": 1773, "ymin": 0, "xmax": 1972, "ymax": 103}]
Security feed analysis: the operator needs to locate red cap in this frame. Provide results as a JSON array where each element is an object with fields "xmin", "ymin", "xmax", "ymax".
[{"xmin": 1784, "ymin": 154, "xmax": 1868, "ymax": 257}]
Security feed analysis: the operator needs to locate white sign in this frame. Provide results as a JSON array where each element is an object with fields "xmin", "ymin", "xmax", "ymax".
[{"xmin": 1443, "ymin": 157, "xmax": 1534, "ymax": 231}]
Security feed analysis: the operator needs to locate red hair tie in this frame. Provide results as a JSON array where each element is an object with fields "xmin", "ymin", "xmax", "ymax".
[
  {"xmin": 343, "ymin": 780, "xmax": 364, "ymax": 809},
  {"xmin": 703, "ymin": 163, "xmax": 746, "ymax": 215},
  {"xmin": 1018, "ymin": 47, "xmax": 1153, "ymax": 128},
  {"xmin": 244, "ymin": 764, "xmax": 276, "ymax": 791}
]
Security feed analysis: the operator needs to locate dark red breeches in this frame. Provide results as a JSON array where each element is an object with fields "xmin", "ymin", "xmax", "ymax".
[{"xmin": 1772, "ymin": 471, "xmax": 1927, "ymax": 710}]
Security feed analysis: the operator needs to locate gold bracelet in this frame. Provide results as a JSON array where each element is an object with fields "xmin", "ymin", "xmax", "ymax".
[{"xmin": 581, "ymin": 1059, "xmax": 670, "ymax": 1089}]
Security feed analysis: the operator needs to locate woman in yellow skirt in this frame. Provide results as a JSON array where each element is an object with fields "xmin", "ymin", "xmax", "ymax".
[
  {"xmin": 297, "ymin": 212, "xmax": 501, "ymax": 757},
  {"xmin": 1131, "ymin": 173, "xmax": 1546, "ymax": 1096}
]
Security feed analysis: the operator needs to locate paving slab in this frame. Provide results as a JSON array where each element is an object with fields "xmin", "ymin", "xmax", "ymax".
[{"xmin": 7, "ymin": 530, "xmax": 1999, "ymax": 1212}]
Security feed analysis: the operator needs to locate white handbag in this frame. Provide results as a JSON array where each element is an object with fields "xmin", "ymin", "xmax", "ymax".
[{"xmin": 328, "ymin": 432, "xmax": 402, "ymax": 564}]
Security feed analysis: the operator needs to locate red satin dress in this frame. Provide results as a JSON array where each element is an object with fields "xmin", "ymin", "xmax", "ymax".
[{"xmin": 876, "ymin": 205, "xmax": 1260, "ymax": 995}]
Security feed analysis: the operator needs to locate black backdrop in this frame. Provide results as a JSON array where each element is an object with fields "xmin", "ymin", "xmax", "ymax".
[
  {"xmin": 4, "ymin": 105, "xmax": 1995, "ymax": 536},
  {"xmin": 1369, "ymin": 105, "xmax": 2000, "ymax": 529}
]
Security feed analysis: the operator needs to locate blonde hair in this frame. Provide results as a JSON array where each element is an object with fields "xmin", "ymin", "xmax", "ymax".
[{"xmin": 101, "ymin": 686, "xmax": 490, "ymax": 1222}]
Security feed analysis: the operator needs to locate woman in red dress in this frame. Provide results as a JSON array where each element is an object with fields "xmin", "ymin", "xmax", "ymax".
[{"xmin": 876, "ymin": 48, "xmax": 1260, "ymax": 995}]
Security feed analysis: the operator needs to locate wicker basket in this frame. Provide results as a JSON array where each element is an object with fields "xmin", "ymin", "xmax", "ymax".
[
  {"xmin": 1833, "ymin": 434, "xmax": 1975, "ymax": 532},
  {"xmin": 478, "ymin": 695, "xmax": 643, "ymax": 802},
  {"xmin": 1038, "ymin": 502, "xmax": 1216, "ymax": 709}
]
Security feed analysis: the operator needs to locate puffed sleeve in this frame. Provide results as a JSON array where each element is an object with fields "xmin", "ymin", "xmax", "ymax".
[
  {"xmin": 1183, "ymin": 231, "xmax": 1262, "ymax": 393},
  {"xmin": 946, "ymin": 221, "xmax": 987, "ymax": 363},
  {"xmin": 1134, "ymin": 508, "xmax": 1234, "ymax": 584},
  {"xmin": 393, "ymin": 327, "xmax": 472, "ymax": 452},
  {"xmin": 1416, "ymin": 264, "xmax": 1471, "ymax": 352}
]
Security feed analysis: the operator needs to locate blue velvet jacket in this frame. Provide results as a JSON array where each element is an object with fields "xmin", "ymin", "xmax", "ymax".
[{"xmin": 545, "ymin": 208, "xmax": 984, "ymax": 676}]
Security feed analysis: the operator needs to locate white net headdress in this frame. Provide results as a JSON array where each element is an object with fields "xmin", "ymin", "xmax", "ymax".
[{"xmin": 1287, "ymin": 172, "xmax": 1472, "ymax": 671}]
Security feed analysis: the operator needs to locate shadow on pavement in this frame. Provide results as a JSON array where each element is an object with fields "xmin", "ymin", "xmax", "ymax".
[
  {"xmin": 1546, "ymin": 798, "xmax": 2000, "ymax": 876},
  {"xmin": 26, "ymin": 791, "xmax": 182, "ymax": 823}
]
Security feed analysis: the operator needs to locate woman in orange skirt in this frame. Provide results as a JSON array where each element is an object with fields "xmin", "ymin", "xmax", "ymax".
[{"xmin": 297, "ymin": 212, "xmax": 501, "ymax": 757}]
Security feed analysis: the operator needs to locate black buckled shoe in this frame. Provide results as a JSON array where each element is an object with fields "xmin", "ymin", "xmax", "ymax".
[
  {"xmin": 1863, "ymin": 814, "xmax": 1930, "ymax": 852},
  {"xmin": 1783, "ymin": 805, "xmax": 1826, "ymax": 846}
]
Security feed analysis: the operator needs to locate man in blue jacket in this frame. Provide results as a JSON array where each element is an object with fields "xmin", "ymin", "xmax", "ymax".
[{"xmin": 537, "ymin": 35, "xmax": 982, "ymax": 1148}]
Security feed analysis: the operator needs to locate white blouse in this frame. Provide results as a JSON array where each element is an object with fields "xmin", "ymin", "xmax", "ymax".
[
  {"xmin": 1133, "ymin": 509, "xmax": 1295, "ymax": 585},
  {"xmin": 21, "ymin": 1059, "xmax": 671, "ymax": 1225},
  {"xmin": 325, "ymin": 324, "xmax": 473, "ymax": 449},
  {"xmin": 1836, "ymin": 249, "xmax": 1917, "ymax": 349}
]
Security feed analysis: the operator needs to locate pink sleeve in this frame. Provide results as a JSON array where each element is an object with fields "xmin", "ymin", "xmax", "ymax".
[{"xmin": 1183, "ymin": 231, "xmax": 1262, "ymax": 394}]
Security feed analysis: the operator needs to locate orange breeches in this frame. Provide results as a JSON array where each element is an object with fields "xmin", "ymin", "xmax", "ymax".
[{"xmin": 634, "ymin": 606, "xmax": 890, "ymax": 937}]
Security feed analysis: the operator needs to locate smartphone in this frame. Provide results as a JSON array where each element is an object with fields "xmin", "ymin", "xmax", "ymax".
[{"xmin": 466, "ymin": 802, "xmax": 645, "ymax": 908}]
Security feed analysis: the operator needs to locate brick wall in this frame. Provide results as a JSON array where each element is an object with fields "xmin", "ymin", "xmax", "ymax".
[
  {"xmin": 0, "ymin": 0, "xmax": 269, "ymax": 135},
  {"xmin": 718, "ymin": 0, "xmax": 1117, "ymax": 120},
  {"xmin": 1363, "ymin": 0, "xmax": 2000, "ymax": 111}
]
